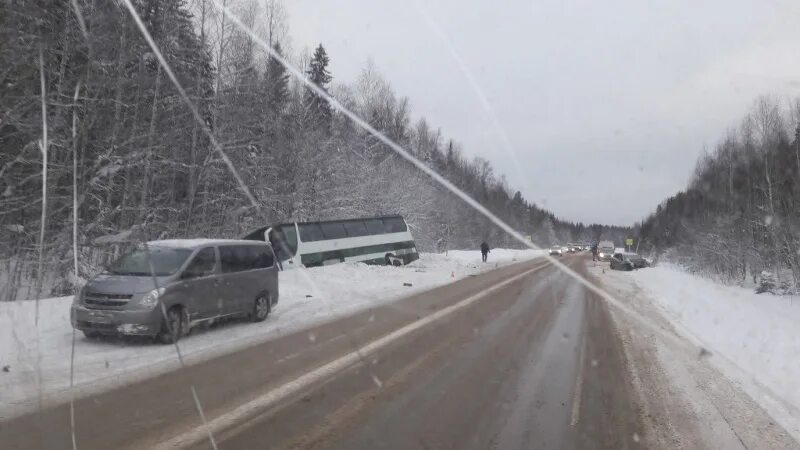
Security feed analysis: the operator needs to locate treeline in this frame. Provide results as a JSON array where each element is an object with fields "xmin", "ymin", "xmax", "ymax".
[
  {"xmin": 0, "ymin": 0, "xmax": 621, "ymax": 300},
  {"xmin": 639, "ymin": 96, "xmax": 800, "ymax": 293}
]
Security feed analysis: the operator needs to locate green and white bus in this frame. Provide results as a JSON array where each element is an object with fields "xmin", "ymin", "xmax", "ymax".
[{"xmin": 243, "ymin": 215, "xmax": 419, "ymax": 269}]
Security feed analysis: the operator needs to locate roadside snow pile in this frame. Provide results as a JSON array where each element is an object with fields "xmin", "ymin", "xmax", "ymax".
[
  {"xmin": 613, "ymin": 264, "xmax": 800, "ymax": 435},
  {"xmin": 0, "ymin": 249, "xmax": 541, "ymax": 417}
]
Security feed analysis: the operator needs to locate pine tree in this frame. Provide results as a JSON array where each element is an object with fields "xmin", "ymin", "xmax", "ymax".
[
  {"xmin": 304, "ymin": 44, "xmax": 333, "ymax": 131},
  {"xmin": 265, "ymin": 42, "xmax": 289, "ymax": 114}
]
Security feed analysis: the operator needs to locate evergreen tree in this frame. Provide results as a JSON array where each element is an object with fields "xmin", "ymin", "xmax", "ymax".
[
  {"xmin": 265, "ymin": 42, "xmax": 289, "ymax": 115},
  {"xmin": 304, "ymin": 44, "xmax": 333, "ymax": 130}
]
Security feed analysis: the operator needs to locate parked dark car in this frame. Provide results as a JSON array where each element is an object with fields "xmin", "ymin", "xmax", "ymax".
[
  {"xmin": 610, "ymin": 252, "xmax": 648, "ymax": 271},
  {"xmin": 71, "ymin": 239, "xmax": 279, "ymax": 343}
]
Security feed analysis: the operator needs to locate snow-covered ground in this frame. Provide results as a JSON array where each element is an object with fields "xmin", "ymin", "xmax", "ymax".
[
  {"xmin": 597, "ymin": 263, "xmax": 800, "ymax": 442},
  {"xmin": 0, "ymin": 249, "xmax": 543, "ymax": 418}
]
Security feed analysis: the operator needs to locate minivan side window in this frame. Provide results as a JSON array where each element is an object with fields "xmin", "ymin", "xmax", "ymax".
[
  {"xmin": 183, "ymin": 247, "xmax": 216, "ymax": 278},
  {"xmin": 253, "ymin": 246, "xmax": 274, "ymax": 268},
  {"xmin": 220, "ymin": 245, "xmax": 274, "ymax": 272},
  {"xmin": 219, "ymin": 246, "xmax": 243, "ymax": 273}
]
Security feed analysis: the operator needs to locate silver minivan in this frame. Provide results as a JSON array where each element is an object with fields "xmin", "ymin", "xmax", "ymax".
[{"xmin": 71, "ymin": 239, "xmax": 279, "ymax": 343}]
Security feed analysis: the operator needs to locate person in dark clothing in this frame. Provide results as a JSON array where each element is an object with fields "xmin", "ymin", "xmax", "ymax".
[
  {"xmin": 591, "ymin": 243, "xmax": 598, "ymax": 262},
  {"xmin": 480, "ymin": 241, "xmax": 490, "ymax": 262}
]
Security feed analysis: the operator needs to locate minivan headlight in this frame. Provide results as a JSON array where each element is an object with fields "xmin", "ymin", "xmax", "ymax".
[{"xmin": 139, "ymin": 288, "xmax": 165, "ymax": 309}]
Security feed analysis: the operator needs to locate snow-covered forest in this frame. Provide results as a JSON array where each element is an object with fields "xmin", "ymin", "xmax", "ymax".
[
  {"xmin": 0, "ymin": 0, "xmax": 629, "ymax": 301},
  {"xmin": 640, "ymin": 96, "xmax": 800, "ymax": 293}
]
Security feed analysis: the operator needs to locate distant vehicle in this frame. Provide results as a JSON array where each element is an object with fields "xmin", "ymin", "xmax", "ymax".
[
  {"xmin": 583, "ymin": 244, "xmax": 591, "ymax": 251},
  {"xmin": 598, "ymin": 240, "xmax": 615, "ymax": 261},
  {"xmin": 71, "ymin": 239, "xmax": 279, "ymax": 343},
  {"xmin": 244, "ymin": 215, "xmax": 419, "ymax": 269},
  {"xmin": 549, "ymin": 245, "xmax": 563, "ymax": 256},
  {"xmin": 610, "ymin": 252, "xmax": 649, "ymax": 271},
  {"xmin": 626, "ymin": 253, "xmax": 649, "ymax": 268},
  {"xmin": 566, "ymin": 242, "xmax": 576, "ymax": 253}
]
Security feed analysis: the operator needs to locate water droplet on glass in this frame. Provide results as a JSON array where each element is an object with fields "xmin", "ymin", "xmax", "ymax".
[
  {"xmin": 369, "ymin": 314, "xmax": 375, "ymax": 322},
  {"xmin": 308, "ymin": 332, "xmax": 316, "ymax": 343},
  {"xmin": 371, "ymin": 374, "xmax": 383, "ymax": 388},
  {"xmin": 632, "ymin": 432, "xmax": 640, "ymax": 443},
  {"xmin": 765, "ymin": 215, "xmax": 773, "ymax": 226},
  {"xmin": 591, "ymin": 359, "xmax": 598, "ymax": 367}
]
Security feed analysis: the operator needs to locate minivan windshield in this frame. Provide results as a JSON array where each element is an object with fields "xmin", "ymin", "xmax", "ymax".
[{"xmin": 108, "ymin": 247, "xmax": 193, "ymax": 276}]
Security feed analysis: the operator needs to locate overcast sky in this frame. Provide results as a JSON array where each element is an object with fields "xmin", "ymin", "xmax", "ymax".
[{"xmin": 283, "ymin": 0, "xmax": 800, "ymax": 226}]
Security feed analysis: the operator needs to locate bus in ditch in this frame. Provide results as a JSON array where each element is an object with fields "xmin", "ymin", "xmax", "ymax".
[{"xmin": 242, "ymin": 215, "xmax": 419, "ymax": 269}]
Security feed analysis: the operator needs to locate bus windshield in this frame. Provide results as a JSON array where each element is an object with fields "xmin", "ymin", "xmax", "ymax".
[{"xmin": 271, "ymin": 225, "xmax": 298, "ymax": 261}]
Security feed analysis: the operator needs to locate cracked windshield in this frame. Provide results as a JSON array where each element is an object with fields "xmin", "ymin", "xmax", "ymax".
[{"xmin": 3, "ymin": 0, "xmax": 800, "ymax": 449}]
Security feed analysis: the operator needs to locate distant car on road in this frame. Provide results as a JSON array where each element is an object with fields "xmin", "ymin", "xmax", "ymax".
[
  {"xmin": 71, "ymin": 239, "xmax": 279, "ymax": 343},
  {"xmin": 549, "ymin": 245, "xmax": 563, "ymax": 256},
  {"xmin": 597, "ymin": 240, "xmax": 614, "ymax": 260},
  {"xmin": 610, "ymin": 252, "xmax": 649, "ymax": 271}
]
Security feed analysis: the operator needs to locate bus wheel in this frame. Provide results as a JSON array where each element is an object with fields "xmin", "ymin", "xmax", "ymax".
[
  {"xmin": 385, "ymin": 253, "xmax": 402, "ymax": 266},
  {"xmin": 384, "ymin": 253, "xmax": 394, "ymax": 265}
]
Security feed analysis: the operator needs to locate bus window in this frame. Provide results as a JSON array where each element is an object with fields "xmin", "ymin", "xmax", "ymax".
[
  {"xmin": 343, "ymin": 220, "xmax": 368, "ymax": 237},
  {"xmin": 298, "ymin": 223, "xmax": 324, "ymax": 242},
  {"xmin": 320, "ymin": 222, "xmax": 347, "ymax": 239},
  {"xmin": 363, "ymin": 219, "xmax": 384, "ymax": 235},
  {"xmin": 383, "ymin": 217, "xmax": 407, "ymax": 233}
]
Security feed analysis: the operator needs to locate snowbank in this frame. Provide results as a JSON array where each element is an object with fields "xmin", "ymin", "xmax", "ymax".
[
  {"xmin": 603, "ymin": 264, "xmax": 800, "ymax": 438},
  {"xmin": 0, "ymin": 249, "xmax": 542, "ymax": 417}
]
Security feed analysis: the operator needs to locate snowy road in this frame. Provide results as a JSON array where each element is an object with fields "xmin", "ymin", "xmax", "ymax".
[
  {"xmin": 3, "ymin": 255, "xmax": 645, "ymax": 449},
  {"xmin": 2, "ymin": 254, "xmax": 799, "ymax": 449}
]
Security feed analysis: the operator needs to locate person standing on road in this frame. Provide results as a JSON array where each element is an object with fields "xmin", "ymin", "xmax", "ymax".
[
  {"xmin": 591, "ymin": 243, "xmax": 598, "ymax": 262},
  {"xmin": 480, "ymin": 241, "xmax": 490, "ymax": 263}
]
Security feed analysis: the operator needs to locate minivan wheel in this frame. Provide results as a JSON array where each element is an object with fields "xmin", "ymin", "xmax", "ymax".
[
  {"xmin": 252, "ymin": 294, "xmax": 271, "ymax": 322},
  {"xmin": 158, "ymin": 307, "xmax": 185, "ymax": 344}
]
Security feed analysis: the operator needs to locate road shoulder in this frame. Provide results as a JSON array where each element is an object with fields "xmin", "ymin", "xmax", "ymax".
[{"xmin": 589, "ymin": 261, "xmax": 799, "ymax": 449}]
